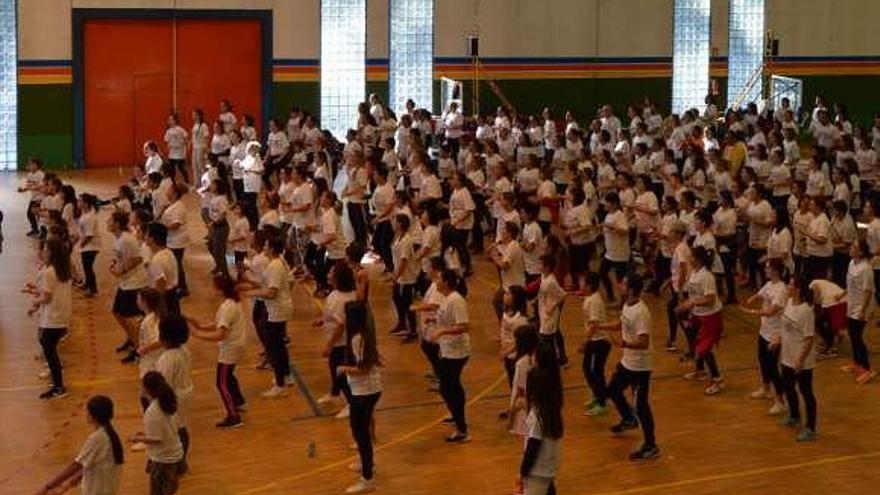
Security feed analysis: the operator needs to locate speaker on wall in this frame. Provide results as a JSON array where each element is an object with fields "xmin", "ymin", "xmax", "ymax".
[{"xmin": 467, "ymin": 36, "xmax": 479, "ymax": 57}]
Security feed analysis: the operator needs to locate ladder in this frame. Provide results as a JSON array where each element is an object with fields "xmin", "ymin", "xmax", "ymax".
[{"xmin": 729, "ymin": 62, "xmax": 765, "ymax": 111}]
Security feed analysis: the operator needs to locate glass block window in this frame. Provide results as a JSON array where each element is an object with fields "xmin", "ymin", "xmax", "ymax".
[
  {"xmin": 672, "ymin": 0, "xmax": 711, "ymax": 114},
  {"xmin": 727, "ymin": 0, "xmax": 765, "ymax": 109},
  {"xmin": 388, "ymin": 0, "xmax": 434, "ymax": 115},
  {"xmin": 0, "ymin": 0, "xmax": 16, "ymax": 170},
  {"xmin": 321, "ymin": 0, "xmax": 366, "ymax": 140}
]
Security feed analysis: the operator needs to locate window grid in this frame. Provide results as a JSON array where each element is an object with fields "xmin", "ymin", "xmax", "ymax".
[
  {"xmin": 727, "ymin": 0, "xmax": 764, "ymax": 108},
  {"xmin": 672, "ymin": 0, "xmax": 710, "ymax": 115},
  {"xmin": 320, "ymin": 0, "xmax": 366, "ymax": 140},
  {"xmin": 388, "ymin": 0, "xmax": 433, "ymax": 115},
  {"xmin": 0, "ymin": 0, "xmax": 16, "ymax": 170}
]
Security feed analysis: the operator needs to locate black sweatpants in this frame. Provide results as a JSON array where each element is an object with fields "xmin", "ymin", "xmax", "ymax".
[
  {"xmin": 349, "ymin": 392, "xmax": 381, "ymax": 480},
  {"xmin": 847, "ymin": 318, "xmax": 871, "ymax": 371},
  {"xmin": 264, "ymin": 320, "xmax": 291, "ymax": 387},
  {"xmin": 583, "ymin": 339, "xmax": 611, "ymax": 406},
  {"xmin": 81, "ymin": 250, "xmax": 98, "ymax": 293},
  {"xmin": 438, "ymin": 356, "xmax": 469, "ymax": 434},
  {"xmin": 39, "ymin": 327, "xmax": 66, "ymax": 388},
  {"xmin": 781, "ymin": 365, "xmax": 817, "ymax": 431},
  {"xmin": 607, "ymin": 363, "xmax": 656, "ymax": 447},
  {"xmin": 757, "ymin": 335, "xmax": 783, "ymax": 396}
]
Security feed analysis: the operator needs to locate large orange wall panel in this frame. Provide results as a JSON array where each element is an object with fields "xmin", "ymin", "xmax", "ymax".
[
  {"xmin": 175, "ymin": 19, "xmax": 263, "ymax": 136},
  {"xmin": 83, "ymin": 19, "xmax": 173, "ymax": 167}
]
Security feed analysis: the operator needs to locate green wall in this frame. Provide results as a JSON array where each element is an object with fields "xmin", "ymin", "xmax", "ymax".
[{"xmin": 19, "ymin": 84, "xmax": 74, "ymax": 170}]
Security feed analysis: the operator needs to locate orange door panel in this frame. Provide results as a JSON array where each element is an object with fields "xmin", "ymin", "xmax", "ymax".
[
  {"xmin": 175, "ymin": 18, "xmax": 263, "ymax": 137},
  {"xmin": 84, "ymin": 19, "xmax": 173, "ymax": 168}
]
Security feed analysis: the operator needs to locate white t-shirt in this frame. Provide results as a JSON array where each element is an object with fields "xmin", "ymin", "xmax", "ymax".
[
  {"xmin": 537, "ymin": 273, "xmax": 564, "ymax": 335},
  {"xmin": 846, "ymin": 259, "xmax": 874, "ymax": 320},
  {"xmin": 78, "ymin": 211, "xmax": 102, "ymax": 252},
  {"xmin": 113, "ymin": 232, "xmax": 149, "ymax": 290},
  {"xmin": 156, "ymin": 346, "xmax": 194, "ymax": 410},
  {"xmin": 138, "ymin": 312, "xmax": 161, "ymax": 377},
  {"xmin": 808, "ymin": 279, "xmax": 845, "ymax": 308},
  {"xmin": 393, "ymin": 233, "xmax": 420, "ymax": 285},
  {"xmin": 757, "ymin": 280, "xmax": 787, "ymax": 341},
  {"xmin": 500, "ymin": 311, "xmax": 530, "ymax": 359},
  {"xmin": 263, "ymin": 258, "xmax": 293, "ymax": 322},
  {"xmin": 259, "ymin": 209, "xmax": 281, "ymax": 230},
  {"xmin": 670, "ymin": 242, "xmax": 691, "ymax": 293},
  {"xmin": 144, "ymin": 155, "xmax": 163, "ymax": 175},
  {"xmin": 499, "ymin": 240, "xmax": 526, "ymax": 289},
  {"xmin": 582, "ymin": 292, "xmax": 607, "ymax": 341},
  {"xmin": 449, "ymin": 187, "xmax": 475, "ymax": 230},
  {"xmin": 866, "ymin": 218, "xmax": 880, "ymax": 269},
  {"xmin": 147, "ymin": 248, "xmax": 178, "ymax": 291},
  {"xmin": 524, "ymin": 408, "xmax": 562, "ymax": 478},
  {"xmin": 620, "ymin": 299, "xmax": 653, "ymax": 371},
  {"xmin": 509, "ymin": 356, "xmax": 534, "ymax": 436},
  {"xmin": 164, "ymin": 126, "xmax": 188, "ymax": 160},
  {"xmin": 603, "ymin": 210, "xmax": 630, "ymax": 262},
  {"xmin": 321, "ymin": 208, "xmax": 348, "ymax": 260},
  {"xmin": 291, "ymin": 183, "xmax": 315, "ymax": 228},
  {"xmin": 521, "ymin": 221, "xmax": 544, "ymax": 275},
  {"xmin": 347, "ymin": 333, "xmax": 383, "ymax": 396},
  {"xmin": 324, "ymin": 290, "xmax": 357, "ymax": 348},
  {"xmin": 564, "ymin": 203, "xmax": 593, "ymax": 246},
  {"xmin": 143, "ymin": 400, "xmax": 184, "ymax": 464},
  {"xmin": 747, "ymin": 200, "xmax": 773, "ymax": 248},
  {"xmin": 230, "ymin": 217, "xmax": 251, "ymax": 252},
  {"xmin": 216, "ymin": 299, "xmax": 247, "ymax": 364},
  {"xmin": 37, "ymin": 265, "xmax": 72, "ymax": 329},
  {"xmin": 242, "ymin": 155, "xmax": 264, "ymax": 193},
  {"xmin": 436, "ymin": 291, "xmax": 471, "ymax": 359},
  {"xmin": 806, "ymin": 213, "xmax": 832, "ymax": 257},
  {"xmin": 686, "ymin": 267, "xmax": 722, "ymax": 316},
  {"xmin": 76, "ymin": 428, "xmax": 122, "ymax": 495},
  {"xmin": 160, "ymin": 201, "xmax": 190, "ymax": 249},
  {"xmin": 781, "ymin": 302, "xmax": 817, "ymax": 369}
]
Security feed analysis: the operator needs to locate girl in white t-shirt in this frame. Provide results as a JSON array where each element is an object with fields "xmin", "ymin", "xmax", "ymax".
[
  {"xmin": 499, "ymin": 286, "xmax": 531, "ymax": 388},
  {"xmin": 314, "ymin": 263, "xmax": 358, "ymax": 418},
  {"xmin": 507, "ymin": 324, "xmax": 539, "ymax": 438},
  {"xmin": 130, "ymin": 372, "xmax": 184, "ymax": 493},
  {"xmin": 780, "ymin": 278, "xmax": 819, "ymax": 442},
  {"xmin": 25, "ymin": 237, "xmax": 73, "ymax": 399},
  {"xmin": 845, "ymin": 240, "xmax": 876, "ymax": 385},
  {"xmin": 188, "ymin": 276, "xmax": 247, "ymax": 429},
  {"xmin": 156, "ymin": 316, "xmax": 194, "ymax": 471},
  {"xmin": 740, "ymin": 259, "xmax": 788, "ymax": 415},
  {"xmin": 78, "ymin": 193, "xmax": 101, "ymax": 297},
  {"xmin": 36, "ymin": 395, "xmax": 123, "ymax": 495},
  {"xmin": 191, "ymin": 109, "xmax": 210, "ymax": 182},
  {"xmin": 337, "ymin": 300, "xmax": 383, "ymax": 494},
  {"xmin": 580, "ymin": 272, "xmax": 610, "ymax": 417},
  {"xmin": 228, "ymin": 203, "xmax": 251, "ymax": 277},
  {"xmin": 519, "ymin": 367, "xmax": 563, "ymax": 495},
  {"xmin": 432, "ymin": 269, "xmax": 471, "ymax": 443}
]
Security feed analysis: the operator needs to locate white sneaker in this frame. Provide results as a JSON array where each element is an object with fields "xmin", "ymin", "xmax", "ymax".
[
  {"xmin": 37, "ymin": 368, "xmax": 50, "ymax": 379},
  {"xmin": 345, "ymin": 478, "xmax": 375, "ymax": 494},
  {"xmin": 261, "ymin": 385, "xmax": 288, "ymax": 399},
  {"xmin": 749, "ymin": 387, "xmax": 770, "ymax": 400},
  {"xmin": 768, "ymin": 400, "xmax": 786, "ymax": 415},
  {"xmin": 704, "ymin": 380, "xmax": 725, "ymax": 395},
  {"xmin": 317, "ymin": 394, "xmax": 337, "ymax": 405},
  {"xmin": 335, "ymin": 405, "xmax": 350, "ymax": 419},
  {"xmin": 130, "ymin": 442, "xmax": 147, "ymax": 452}
]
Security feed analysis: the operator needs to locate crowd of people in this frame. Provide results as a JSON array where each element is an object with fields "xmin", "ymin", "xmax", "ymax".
[{"xmin": 17, "ymin": 91, "xmax": 880, "ymax": 495}]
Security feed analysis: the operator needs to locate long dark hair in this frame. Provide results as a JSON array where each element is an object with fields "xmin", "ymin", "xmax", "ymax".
[
  {"xmin": 142, "ymin": 371, "xmax": 178, "ymax": 415},
  {"xmin": 87, "ymin": 395, "xmax": 124, "ymax": 465},
  {"xmin": 526, "ymin": 368, "xmax": 564, "ymax": 439},
  {"xmin": 44, "ymin": 237, "xmax": 71, "ymax": 282},
  {"xmin": 344, "ymin": 300, "xmax": 380, "ymax": 370}
]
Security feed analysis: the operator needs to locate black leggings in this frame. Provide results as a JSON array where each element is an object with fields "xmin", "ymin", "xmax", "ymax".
[
  {"xmin": 454, "ymin": 228, "xmax": 472, "ymax": 272},
  {"xmin": 170, "ymin": 248, "xmax": 187, "ymax": 294},
  {"xmin": 757, "ymin": 335, "xmax": 783, "ymax": 396},
  {"xmin": 420, "ymin": 339, "xmax": 441, "ymax": 377},
  {"xmin": 264, "ymin": 321, "xmax": 291, "ymax": 387},
  {"xmin": 666, "ymin": 292, "xmax": 680, "ymax": 346},
  {"xmin": 27, "ymin": 200, "xmax": 39, "ymax": 233},
  {"xmin": 216, "ymin": 363, "xmax": 245, "ymax": 420},
  {"xmin": 392, "ymin": 283, "xmax": 416, "ymax": 335},
  {"xmin": 719, "ymin": 250, "xmax": 736, "ymax": 301},
  {"xmin": 329, "ymin": 346, "xmax": 351, "ymax": 398},
  {"xmin": 252, "ymin": 300, "xmax": 269, "ymax": 354},
  {"xmin": 847, "ymin": 318, "xmax": 871, "ymax": 371},
  {"xmin": 747, "ymin": 247, "xmax": 767, "ymax": 287},
  {"xmin": 438, "ymin": 357, "xmax": 468, "ymax": 434},
  {"xmin": 81, "ymin": 250, "xmax": 98, "ymax": 293},
  {"xmin": 599, "ymin": 258, "xmax": 628, "ymax": 300},
  {"xmin": 347, "ymin": 202, "xmax": 369, "ymax": 244},
  {"xmin": 169, "ymin": 158, "xmax": 188, "ymax": 184},
  {"xmin": 39, "ymin": 328, "xmax": 66, "ymax": 388},
  {"xmin": 781, "ymin": 365, "xmax": 817, "ymax": 431},
  {"xmin": 209, "ymin": 221, "xmax": 230, "ymax": 278},
  {"xmin": 349, "ymin": 392, "xmax": 381, "ymax": 480},
  {"xmin": 607, "ymin": 364, "xmax": 655, "ymax": 447},
  {"xmin": 373, "ymin": 221, "xmax": 394, "ymax": 272},
  {"xmin": 242, "ymin": 191, "xmax": 260, "ymax": 230},
  {"xmin": 583, "ymin": 339, "xmax": 611, "ymax": 406}
]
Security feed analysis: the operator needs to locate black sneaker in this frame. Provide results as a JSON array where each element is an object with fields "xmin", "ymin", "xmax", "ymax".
[
  {"xmin": 629, "ymin": 444, "xmax": 660, "ymax": 462},
  {"xmin": 115, "ymin": 341, "xmax": 133, "ymax": 353},
  {"xmin": 610, "ymin": 420, "xmax": 639, "ymax": 434},
  {"xmin": 39, "ymin": 386, "xmax": 68, "ymax": 400},
  {"xmin": 215, "ymin": 417, "xmax": 243, "ymax": 430},
  {"xmin": 120, "ymin": 351, "xmax": 138, "ymax": 364},
  {"xmin": 445, "ymin": 432, "xmax": 471, "ymax": 443}
]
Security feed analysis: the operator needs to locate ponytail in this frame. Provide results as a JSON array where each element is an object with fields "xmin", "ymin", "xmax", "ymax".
[
  {"xmin": 142, "ymin": 371, "xmax": 178, "ymax": 415},
  {"xmin": 86, "ymin": 395, "xmax": 124, "ymax": 465}
]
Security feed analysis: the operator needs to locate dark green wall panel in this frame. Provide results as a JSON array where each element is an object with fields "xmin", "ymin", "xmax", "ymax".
[
  {"xmin": 18, "ymin": 84, "xmax": 74, "ymax": 169},
  {"xmin": 271, "ymin": 82, "xmax": 319, "ymax": 120}
]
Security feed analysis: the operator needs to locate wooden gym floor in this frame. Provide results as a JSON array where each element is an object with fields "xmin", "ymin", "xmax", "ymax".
[{"xmin": 1, "ymin": 170, "xmax": 879, "ymax": 495}]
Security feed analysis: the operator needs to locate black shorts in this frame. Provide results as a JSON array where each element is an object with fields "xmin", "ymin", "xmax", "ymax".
[{"xmin": 113, "ymin": 288, "xmax": 145, "ymax": 318}]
